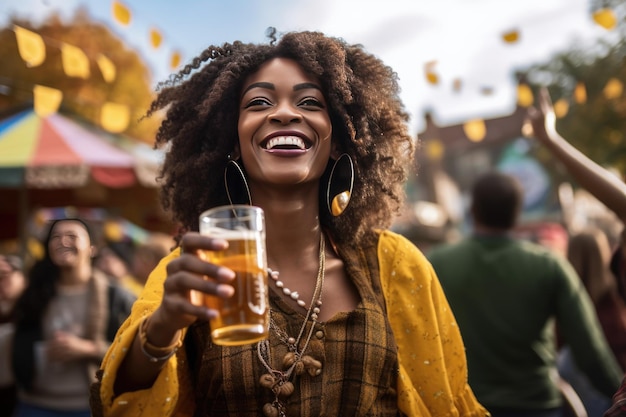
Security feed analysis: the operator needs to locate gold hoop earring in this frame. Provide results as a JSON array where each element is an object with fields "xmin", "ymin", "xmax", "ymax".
[
  {"xmin": 326, "ymin": 153, "xmax": 354, "ymax": 216},
  {"xmin": 224, "ymin": 157, "xmax": 251, "ymax": 206}
]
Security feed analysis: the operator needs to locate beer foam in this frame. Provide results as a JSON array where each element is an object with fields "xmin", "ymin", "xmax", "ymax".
[{"xmin": 200, "ymin": 227, "xmax": 258, "ymax": 239}]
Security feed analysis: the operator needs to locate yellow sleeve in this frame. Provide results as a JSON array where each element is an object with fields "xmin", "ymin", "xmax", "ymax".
[
  {"xmin": 98, "ymin": 248, "xmax": 195, "ymax": 417},
  {"xmin": 378, "ymin": 230, "xmax": 489, "ymax": 417}
]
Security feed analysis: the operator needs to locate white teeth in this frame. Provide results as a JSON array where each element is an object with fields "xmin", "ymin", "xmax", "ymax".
[{"xmin": 266, "ymin": 136, "xmax": 305, "ymax": 150}]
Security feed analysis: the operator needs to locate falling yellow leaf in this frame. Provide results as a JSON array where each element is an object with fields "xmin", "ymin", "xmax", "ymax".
[
  {"xmin": 502, "ymin": 29, "xmax": 519, "ymax": 43},
  {"xmin": 574, "ymin": 82, "xmax": 587, "ymax": 104},
  {"xmin": 104, "ymin": 220, "xmax": 124, "ymax": 242},
  {"xmin": 603, "ymin": 78, "xmax": 623, "ymax": 99},
  {"xmin": 593, "ymin": 8, "xmax": 617, "ymax": 30},
  {"xmin": 463, "ymin": 119, "xmax": 486, "ymax": 142},
  {"xmin": 452, "ymin": 78, "xmax": 462, "ymax": 92},
  {"xmin": 112, "ymin": 1, "xmax": 132, "ymax": 26},
  {"xmin": 97, "ymin": 54, "xmax": 116, "ymax": 83},
  {"xmin": 150, "ymin": 28, "xmax": 163, "ymax": 49},
  {"xmin": 517, "ymin": 84, "xmax": 534, "ymax": 107},
  {"xmin": 424, "ymin": 61, "xmax": 439, "ymax": 85},
  {"xmin": 13, "ymin": 25, "xmax": 46, "ymax": 67},
  {"xmin": 426, "ymin": 139, "xmax": 444, "ymax": 160},
  {"xmin": 170, "ymin": 50, "xmax": 182, "ymax": 69},
  {"xmin": 33, "ymin": 85, "xmax": 62, "ymax": 117},
  {"xmin": 426, "ymin": 71, "xmax": 439, "ymax": 85},
  {"xmin": 554, "ymin": 99, "xmax": 569, "ymax": 118},
  {"xmin": 28, "ymin": 237, "xmax": 44, "ymax": 260},
  {"xmin": 101, "ymin": 102, "xmax": 130, "ymax": 133},
  {"xmin": 61, "ymin": 43, "xmax": 90, "ymax": 79}
]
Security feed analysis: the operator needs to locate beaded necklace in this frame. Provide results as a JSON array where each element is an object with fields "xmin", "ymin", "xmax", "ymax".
[{"xmin": 256, "ymin": 233, "xmax": 325, "ymax": 417}]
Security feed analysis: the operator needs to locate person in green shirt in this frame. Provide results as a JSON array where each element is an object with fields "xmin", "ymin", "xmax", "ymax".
[{"xmin": 428, "ymin": 170, "xmax": 622, "ymax": 417}]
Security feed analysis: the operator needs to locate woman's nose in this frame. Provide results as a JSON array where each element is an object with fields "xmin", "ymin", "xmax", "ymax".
[{"xmin": 269, "ymin": 103, "xmax": 302, "ymax": 124}]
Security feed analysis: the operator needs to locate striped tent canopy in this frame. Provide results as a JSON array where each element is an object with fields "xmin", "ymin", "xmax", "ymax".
[{"xmin": 0, "ymin": 109, "xmax": 162, "ymax": 189}]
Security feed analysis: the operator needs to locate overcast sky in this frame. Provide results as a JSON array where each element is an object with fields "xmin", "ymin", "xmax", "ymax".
[{"xmin": 0, "ymin": 0, "xmax": 616, "ymax": 134}]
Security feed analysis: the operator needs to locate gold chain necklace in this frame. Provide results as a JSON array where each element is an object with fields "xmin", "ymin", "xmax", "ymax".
[{"xmin": 257, "ymin": 233, "xmax": 325, "ymax": 417}]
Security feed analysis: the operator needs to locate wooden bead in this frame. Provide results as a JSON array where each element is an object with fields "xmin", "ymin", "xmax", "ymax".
[
  {"xmin": 259, "ymin": 373, "xmax": 276, "ymax": 389},
  {"xmin": 294, "ymin": 361, "xmax": 305, "ymax": 375},
  {"xmin": 277, "ymin": 381, "xmax": 295, "ymax": 397},
  {"xmin": 282, "ymin": 352, "xmax": 296, "ymax": 369},
  {"xmin": 262, "ymin": 403, "xmax": 279, "ymax": 417}
]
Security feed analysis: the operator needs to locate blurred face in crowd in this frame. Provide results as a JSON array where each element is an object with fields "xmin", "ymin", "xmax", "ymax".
[
  {"xmin": 48, "ymin": 220, "xmax": 94, "ymax": 269},
  {"xmin": 0, "ymin": 255, "xmax": 26, "ymax": 303}
]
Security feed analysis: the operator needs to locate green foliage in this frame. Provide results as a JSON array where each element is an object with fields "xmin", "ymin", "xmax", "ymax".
[
  {"xmin": 522, "ymin": 33, "xmax": 626, "ymax": 177},
  {"xmin": 0, "ymin": 7, "xmax": 161, "ymax": 143}
]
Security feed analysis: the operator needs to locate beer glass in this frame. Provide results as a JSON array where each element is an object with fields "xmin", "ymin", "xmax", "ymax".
[{"xmin": 192, "ymin": 205, "xmax": 269, "ymax": 346}]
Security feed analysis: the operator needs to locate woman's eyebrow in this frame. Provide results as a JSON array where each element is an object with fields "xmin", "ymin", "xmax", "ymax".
[
  {"xmin": 242, "ymin": 82, "xmax": 322, "ymax": 96},
  {"xmin": 242, "ymin": 82, "xmax": 274, "ymax": 95},
  {"xmin": 294, "ymin": 82, "xmax": 321, "ymax": 92}
]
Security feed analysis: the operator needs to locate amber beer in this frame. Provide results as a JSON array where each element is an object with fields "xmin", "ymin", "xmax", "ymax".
[{"xmin": 195, "ymin": 206, "xmax": 269, "ymax": 346}]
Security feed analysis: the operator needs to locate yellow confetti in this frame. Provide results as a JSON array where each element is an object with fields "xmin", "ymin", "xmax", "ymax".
[
  {"xmin": 170, "ymin": 50, "xmax": 182, "ymax": 69},
  {"xmin": 112, "ymin": 1, "xmax": 132, "ymax": 26},
  {"xmin": 424, "ymin": 61, "xmax": 439, "ymax": 85},
  {"xmin": 502, "ymin": 29, "xmax": 519, "ymax": 43},
  {"xmin": 13, "ymin": 25, "xmax": 46, "ymax": 67},
  {"xmin": 101, "ymin": 102, "xmax": 130, "ymax": 133},
  {"xmin": 97, "ymin": 54, "xmax": 116, "ymax": 83},
  {"xmin": 554, "ymin": 99, "xmax": 569, "ymax": 118},
  {"xmin": 28, "ymin": 237, "xmax": 44, "ymax": 260},
  {"xmin": 463, "ymin": 119, "xmax": 486, "ymax": 142},
  {"xmin": 426, "ymin": 139, "xmax": 444, "ymax": 160},
  {"xmin": 61, "ymin": 43, "xmax": 90, "ymax": 79},
  {"xmin": 426, "ymin": 71, "xmax": 439, "ymax": 85},
  {"xmin": 517, "ymin": 84, "xmax": 534, "ymax": 107},
  {"xmin": 593, "ymin": 8, "xmax": 617, "ymax": 30},
  {"xmin": 104, "ymin": 220, "xmax": 124, "ymax": 242},
  {"xmin": 603, "ymin": 78, "xmax": 623, "ymax": 99},
  {"xmin": 33, "ymin": 85, "xmax": 62, "ymax": 117},
  {"xmin": 452, "ymin": 78, "xmax": 462, "ymax": 92},
  {"xmin": 150, "ymin": 28, "xmax": 163, "ymax": 49},
  {"xmin": 574, "ymin": 82, "xmax": 587, "ymax": 104}
]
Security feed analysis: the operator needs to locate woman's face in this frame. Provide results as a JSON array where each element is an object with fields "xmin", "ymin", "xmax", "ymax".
[
  {"xmin": 237, "ymin": 57, "xmax": 333, "ymax": 190},
  {"xmin": 48, "ymin": 221, "xmax": 94, "ymax": 269}
]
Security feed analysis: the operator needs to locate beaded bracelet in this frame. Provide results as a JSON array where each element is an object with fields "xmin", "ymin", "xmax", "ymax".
[{"xmin": 138, "ymin": 316, "xmax": 183, "ymax": 363}]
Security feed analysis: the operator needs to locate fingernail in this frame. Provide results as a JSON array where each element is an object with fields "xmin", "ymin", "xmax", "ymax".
[
  {"xmin": 216, "ymin": 284, "xmax": 235, "ymax": 298},
  {"xmin": 205, "ymin": 309, "xmax": 219, "ymax": 320},
  {"xmin": 217, "ymin": 266, "xmax": 236, "ymax": 280}
]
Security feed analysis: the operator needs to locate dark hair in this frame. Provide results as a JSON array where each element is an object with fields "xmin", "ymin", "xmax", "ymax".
[
  {"xmin": 147, "ymin": 30, "xmax": 414, "ymax": 246},
  {"xmin": 470, "ymin": 171, "xmax": 523, "ymax": 230},
  {"xmin": 13, "ymin": 218, "xmax": 93, "ymax": 327}
]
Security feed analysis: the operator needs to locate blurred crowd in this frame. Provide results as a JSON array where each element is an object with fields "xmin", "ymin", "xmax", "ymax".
[{"xmin": 0, "ymin": 223, "xmax": 173, "ymax": 417}]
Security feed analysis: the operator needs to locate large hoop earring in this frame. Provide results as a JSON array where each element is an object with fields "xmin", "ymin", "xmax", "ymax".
[
  {"xmin": 224, "ymin": 157, "xmax": 252, "ymax": 206},
  {"xmin": 326, "ymin": 153, "xmax": 354, "ymax": 216}
]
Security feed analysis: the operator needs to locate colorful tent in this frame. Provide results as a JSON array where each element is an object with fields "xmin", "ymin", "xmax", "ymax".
[
  {"xmin": 0, "ymin": 109, "xmax": 161, "ymax": 188},
  {"xmin": 0, "ymin": 109, "xmax": 171, "ymax": 242}
]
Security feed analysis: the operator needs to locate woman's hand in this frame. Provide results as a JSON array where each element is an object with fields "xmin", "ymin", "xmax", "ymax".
[
  {"xmin": 523, "ymin": 87, "xmax": 559, "ymax": 144},
  {"xmin": 147, "ymin": 232, "xmax": 236, "ymax": 340},
  {"xmin": 47, "ymin": 331, "xmax": 98, "ymax": 362}
]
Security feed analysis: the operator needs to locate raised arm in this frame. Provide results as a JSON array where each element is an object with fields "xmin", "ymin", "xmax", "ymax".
[{"xmin": 523, "ymin": 87, "xmax": 626, "ymax": 224}]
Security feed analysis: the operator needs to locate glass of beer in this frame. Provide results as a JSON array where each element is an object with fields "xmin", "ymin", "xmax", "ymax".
[{"xmin": 193, "ymin": 205, "xmax": 269, "ymax": 346}]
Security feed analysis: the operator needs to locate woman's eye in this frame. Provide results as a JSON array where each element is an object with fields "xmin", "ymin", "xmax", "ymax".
[
  {"xmin": 299, "ymin": 98, "xmax": 324, "ymax": 108},
  {"xmin": 244, "ymin": 98, "xmax": 271, "ymax": 108}
]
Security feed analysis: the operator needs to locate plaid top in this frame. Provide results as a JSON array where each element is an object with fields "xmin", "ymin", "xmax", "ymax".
[{"xmin": 185, "ymin": 234, "xmax": 399, "ymax": 416}]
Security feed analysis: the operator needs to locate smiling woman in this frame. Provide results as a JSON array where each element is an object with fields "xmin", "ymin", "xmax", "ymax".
[
  {"xmin": 10, "ymin": 218, "xmax": 135, "ymax": 417},
  {"xmin": 91, "ymin": 30, "xmax": 489, "ymax": 417}
]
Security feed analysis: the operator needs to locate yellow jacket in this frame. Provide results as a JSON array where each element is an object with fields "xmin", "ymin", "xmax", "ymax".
[{"xmin": 96, "ymin": 230, "xmax": 488, "ymax": 416}]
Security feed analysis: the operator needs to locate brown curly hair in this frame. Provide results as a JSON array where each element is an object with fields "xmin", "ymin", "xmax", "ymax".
[{"xmin": 147, "ymin": 30, "xmax": 414, "ymax": 247}]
